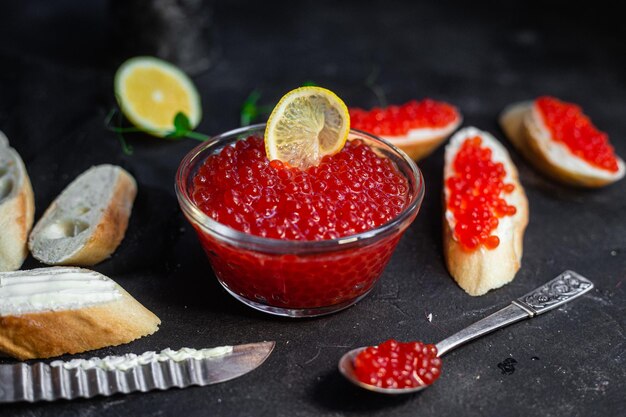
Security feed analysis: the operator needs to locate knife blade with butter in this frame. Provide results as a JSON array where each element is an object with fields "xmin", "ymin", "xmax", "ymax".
[{"xmin": 0, "ymin": 341, "xmax": 274, "ymax": 403}]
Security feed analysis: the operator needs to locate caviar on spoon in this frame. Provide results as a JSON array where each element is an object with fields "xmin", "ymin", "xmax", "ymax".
[{"xmin": 339, "ymin": 271, "xmax": 594, "ymax": 394}]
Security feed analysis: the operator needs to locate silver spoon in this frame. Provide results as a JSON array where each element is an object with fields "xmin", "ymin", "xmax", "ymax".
[{"xmin": 339, "ymin": 270, "xmax": 594, "ymax": 394}]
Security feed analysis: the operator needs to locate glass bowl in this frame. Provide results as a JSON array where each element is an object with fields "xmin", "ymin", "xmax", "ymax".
[{"xmin": 175, "ymin": 124, "xmax": 425, "ymax": 317}]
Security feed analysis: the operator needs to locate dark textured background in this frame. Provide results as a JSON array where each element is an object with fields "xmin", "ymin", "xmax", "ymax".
[{"xmin": 1, "ymin": 1, "xmax": 625, "ymax": 416}]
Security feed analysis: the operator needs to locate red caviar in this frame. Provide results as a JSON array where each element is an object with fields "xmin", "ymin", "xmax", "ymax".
[
  {"xmin": 349, "ymin": 99, "xmax": 459, "ymax": 137},
  {"xmin": 354, "ymin": 339, "xmax": 442, "ymax": 389},
  {"xmin": 446, "ymin": 137, "xmax": 516, "ymax": 251},
  {"xmin": 192, "ymin": 136, "xmax": 409, "ymax": 241},
  {"xmin": 536, "ymin": 96, "xmax": 619, "ymax": 172},
  {"xmin": 188, "ymin": 135, "xmax": 415, "ymax": 310}
]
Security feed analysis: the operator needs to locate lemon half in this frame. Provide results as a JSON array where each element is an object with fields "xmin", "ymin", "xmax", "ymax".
[
  {"xmin": 265, "ymin": 87, "xmax": 350, "ymax": 169},
  {"xmin": 114, "ymin": 56, "xmax": 202, "ymax": 137}
]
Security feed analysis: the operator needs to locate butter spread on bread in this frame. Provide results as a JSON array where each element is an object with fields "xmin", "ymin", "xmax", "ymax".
[
  {"xmin": 0, "ymin": 268, "xmax": 121, "ymax": 315},
  {"xmin": 0, "ymin": 267, "xmax": 160, "ymax": 360}
]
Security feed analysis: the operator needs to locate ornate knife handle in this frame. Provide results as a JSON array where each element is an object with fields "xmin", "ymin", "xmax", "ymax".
[
  {"xmin": 436, "ymin": 271, "xmax": 594, "ymax": 356},
  {"xmin": 513, "ymin": 270, "xmax": 594, "ymax": 316}
]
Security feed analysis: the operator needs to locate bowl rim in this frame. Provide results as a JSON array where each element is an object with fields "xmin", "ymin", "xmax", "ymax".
[{"xmin": 175, "ymin": 123, "xmax": 425, "ymax": 254}]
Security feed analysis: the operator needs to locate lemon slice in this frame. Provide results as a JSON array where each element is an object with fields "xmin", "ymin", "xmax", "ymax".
[
  {"xmin": 265, "ymin": 86, "xmax": 350, "ymax": 169},
  {"xmin": 114, "ymin": 56, "xmax": 202, "ymax": 137}
]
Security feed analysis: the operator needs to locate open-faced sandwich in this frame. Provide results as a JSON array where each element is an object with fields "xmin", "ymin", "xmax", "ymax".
[
  {"xmin": 443, "ymin": 127, "xmax": 528, "ymax": 296},
  {"xmin": 0, "ymin": 267, "xmax": 160, "ymax": 359},
  {"xmin": 350, "ymin": 99, "xmax": 462, "ymax": 160},
  {"xmin": 499, "ymin": 96, "xmax": 624, "ymax": 187}
]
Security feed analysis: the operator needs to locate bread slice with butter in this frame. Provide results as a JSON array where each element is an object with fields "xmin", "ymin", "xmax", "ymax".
[
  {"xmin": 0, "ymin": 131, "xmax": 35, "ymax": 272},
  {"xmin": 28, "ymin": 164, "xmax": 137, "ymax": 266},
  {"xmin": 0, "ymin": 267, "xmax": 160, "ymax": 359}
]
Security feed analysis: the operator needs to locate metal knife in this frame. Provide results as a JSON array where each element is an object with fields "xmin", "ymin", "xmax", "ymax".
[{"xmin": 0, "ymin": 341, "xmax": 274, "ymax": 403}]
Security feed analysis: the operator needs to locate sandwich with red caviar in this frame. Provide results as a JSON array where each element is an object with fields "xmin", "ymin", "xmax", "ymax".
[
  {"xmin": 350, "ymin": 99, "xmax": 462, "ymax": 160},
  {"xmin": 443, "ymin": 127, "xmax": 528, "ymax": 296},
  {"xmin": 499, "ymin": 96, "xmax": 624, "ymax": 187}
]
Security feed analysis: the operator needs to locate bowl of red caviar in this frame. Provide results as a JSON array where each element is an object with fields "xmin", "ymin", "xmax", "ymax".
[{"xmin": 176, "ymin": 124, "xmax": 424, "ymax": 317}]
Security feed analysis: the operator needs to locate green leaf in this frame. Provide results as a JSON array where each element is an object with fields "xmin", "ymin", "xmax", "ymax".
[
  {"xmin": 165, "ymin": 112, "xmax": 192, "ymax": 139},
  {"xmin": 174, "ymin": 112, "xmax": 192, "ymax": 132},
  {"xmin": 165, "ymin": 111, "xmax": 210, "ymax": 141},
  {"xmin": 301, "ymin": 80, "xmax": 317, "ymax": 87}
]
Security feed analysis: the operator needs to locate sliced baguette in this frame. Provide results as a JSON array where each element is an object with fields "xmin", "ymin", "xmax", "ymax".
[
  {"xmin": 0, "ymin": 266, "xmax": 160, "ymax": 360},
  {"xmin": 443, "ymin": 127, "xmax": 529, "ymax": 296},
  {"xmin": 29, "ymin": 164, "xmax": 137, "ymax": 266},
  {"xmin": 382, "ymin": 117, "xmax": 462, "ymax": 160},
  {"xmin": 0, "ymin": 131, "xmax": 35, "ymax": 271},
  {"xmin": 499, "ymin": 101, "xmax": 625, "ymax": 187}
]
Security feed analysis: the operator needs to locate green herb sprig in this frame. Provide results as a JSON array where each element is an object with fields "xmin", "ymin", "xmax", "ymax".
[
  {"xmin": 240, "ymin": 90, "xmax": 273, "ymax": 126},
  {"xmin": 105, "ymin": 109, "xmax": 210, "ymax": 155}
]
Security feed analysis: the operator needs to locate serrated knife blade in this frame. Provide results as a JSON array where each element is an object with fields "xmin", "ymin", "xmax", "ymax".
[{"xmin": 0, "ymin": 341, "xmax": 274, "ymax": 403}]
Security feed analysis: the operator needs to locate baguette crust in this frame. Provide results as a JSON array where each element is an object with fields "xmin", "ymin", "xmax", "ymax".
[
  {"xmin": 443, "ymin": 127, "xmax": 529, "ymax": 296},
  {"xmin": 500, "ymin": 101, "xmax": 625, "ymax": 187},
  {"xmin": 29, "ymin": 165, "xmax": 137, "ymax": 266},
  {"xmin": 0, "ymin": 132, "xmax": 35, "ymax": 271},
  {"xmin": 0, "ymin": 270, "xmax": 160, "ymax": 360},
  {"xmin": 60, "ymin": 171, "xmax": 137, "ymax": 265},
  {"xmin": 0, "ymin": 290, "xmax": 160, "ymax": 360},
  {"xmin": 383, "ymin": 118, "xmax": 462, "ymax": 161}
]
